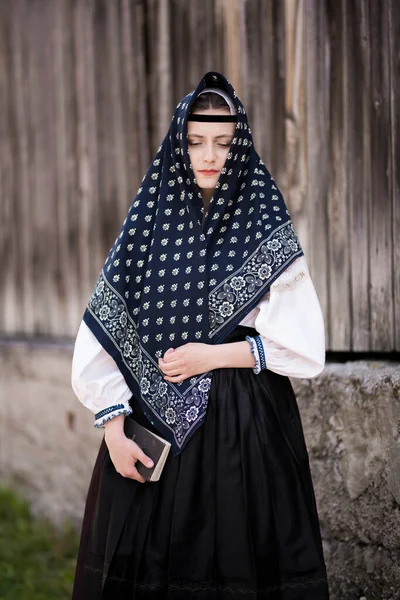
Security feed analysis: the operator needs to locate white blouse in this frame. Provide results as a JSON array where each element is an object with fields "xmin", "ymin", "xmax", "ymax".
[{"xmin": 71, "ymin": 255, "xmax": 325, "ymax": 427}]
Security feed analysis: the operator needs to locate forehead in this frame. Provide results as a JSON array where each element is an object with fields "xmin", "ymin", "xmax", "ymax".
[{"xmin": 187, "ymin": 120, "xmax": 236, "ymax": 137}]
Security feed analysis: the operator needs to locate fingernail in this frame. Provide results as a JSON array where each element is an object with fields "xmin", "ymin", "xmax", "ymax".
[{"xmin": 147, "ymin": 460, "xmax": 154, "ymax": 467}]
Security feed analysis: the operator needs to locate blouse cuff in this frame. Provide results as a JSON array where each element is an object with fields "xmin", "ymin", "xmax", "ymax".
[
  {"xmin": 245, "ymin": 335, "xmax": 266, "ymax": 375},
  {"xmin": 94, "ymin": 402, "xmax": 133, "ymax": 428}
]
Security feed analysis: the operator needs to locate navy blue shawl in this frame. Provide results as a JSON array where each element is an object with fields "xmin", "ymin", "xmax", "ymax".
[{"xmin": 83, "ymin": 72, "xmax": 303, "ymax": 455}]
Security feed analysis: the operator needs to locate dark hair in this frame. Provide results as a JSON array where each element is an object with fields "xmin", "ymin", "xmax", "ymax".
[{"xmin": 191, "ymin": 92, "xmax": 231, "ymax": 113}]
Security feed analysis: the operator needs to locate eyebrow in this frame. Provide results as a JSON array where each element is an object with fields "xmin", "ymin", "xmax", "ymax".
[{"xmin": 187, "ymin": 134, "xmax": 234, "ymax": 140}]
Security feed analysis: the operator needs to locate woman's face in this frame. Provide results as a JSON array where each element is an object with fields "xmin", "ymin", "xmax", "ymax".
[{"xmin": 187, "ymin": 109, "xmax": 235, "ymax": 193}]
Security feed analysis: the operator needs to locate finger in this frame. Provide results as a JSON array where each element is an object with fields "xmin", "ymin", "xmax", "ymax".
[
  {"xmin": 131, "ymin": 466, "xmax": 146, "ymax": 483},
  {"xmin": 159, "ymin": 357, "xmax": 182, "ymax": 370},
  {"xmin": 127, "ymin": 467, "xmax": 146, "ymax": 483},
  {"xmin": 162, "ymin": 353, "xmax": 181, "ymax": 365},
  {"xmin": 117, "ymin": 466, "xmax": 146, "ymax": 483},
  {"xmin": 164, "ymin": 374, "xmax": 187, "ymax": 383},
  {"xmin": 163, "ymin": 348, "xmax": 176, "ymax": 362},
  {"xmin": 133, "ymin": 447, "xmax": 154, "ymax": 469},
  {"xmin": 165, "ymin": 347, "xmax": 184, "ymax": 361},
  {"xmin": 162, "ymin": 368, "xmax": 183, "ymax": 377}
]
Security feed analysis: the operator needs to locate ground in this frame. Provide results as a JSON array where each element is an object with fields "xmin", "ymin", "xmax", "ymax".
[{"xmin": 0, "ymin": 488, "xmax": 78, "ymax": 600}]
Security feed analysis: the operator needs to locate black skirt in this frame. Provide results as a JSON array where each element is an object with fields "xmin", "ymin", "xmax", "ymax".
[{"xmin": 72, "ymin": 326, "xmax": 330, "ymax": 599}]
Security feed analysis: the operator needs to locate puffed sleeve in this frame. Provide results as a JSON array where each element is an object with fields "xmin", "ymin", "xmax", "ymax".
[
  {"xmin": 71, "ymin": 320, "xmax": 133, "ymax": 427},
  {"xmin": 246, "ymin": 256, "xmax": 325, "ymax": 378}
]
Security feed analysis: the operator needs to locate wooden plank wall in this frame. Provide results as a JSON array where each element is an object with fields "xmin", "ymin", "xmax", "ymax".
[{"xmin": 0, "ymin": 0, "xmax": 398, "ymax": 351}]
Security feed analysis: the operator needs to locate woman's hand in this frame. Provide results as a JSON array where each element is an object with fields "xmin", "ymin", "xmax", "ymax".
[
  {"xmin": 158, "ymin": 340, "xmax": 255, "ymax": 383},
  {"xmin": 104, "ymin": 415, "xmax": 153, "ymax": 483},
  {"xmin": 158, "ymin": 343, "xmax": 220, "ymax": 383}
]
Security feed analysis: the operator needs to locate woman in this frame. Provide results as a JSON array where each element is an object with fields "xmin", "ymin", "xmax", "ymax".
[{"xmin": 71, "ymin": 72, "xmax": 330, "ymax": 599}]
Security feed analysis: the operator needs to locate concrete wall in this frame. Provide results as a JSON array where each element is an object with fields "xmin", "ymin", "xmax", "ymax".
[{"xmin": 1, "ymin": 341, "xmax": 399, "ymax": 598}]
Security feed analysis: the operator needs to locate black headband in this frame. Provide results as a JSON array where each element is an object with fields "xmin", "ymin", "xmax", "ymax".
[{"xmin": 187, "ymin": 114, "xmax": 238, "ymax": 123}]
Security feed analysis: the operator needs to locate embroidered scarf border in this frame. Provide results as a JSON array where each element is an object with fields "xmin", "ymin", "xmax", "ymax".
[{"xmin": 84, "ymin": 219, "xmax": 301, "ymax": 453}]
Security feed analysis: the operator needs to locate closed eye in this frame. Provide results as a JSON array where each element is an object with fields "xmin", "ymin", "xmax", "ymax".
[{"xmin": 187, "ymin": 140, "xmax": 232, "ymax": 147}]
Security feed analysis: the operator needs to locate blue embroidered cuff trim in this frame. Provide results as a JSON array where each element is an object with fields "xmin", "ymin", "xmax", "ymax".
[
  {"xmin": 95, "ymin": 404, "xmax": 125, "ymax": 420},
  {"xmin": 94, "ymin": 404, "xmax": 133, "ymax": 428},
  {"xmin": 245, "ymin": 335, "xmax": 261, "ymax": 375},
  {"xmin": 254, "ymin": 335, "xmax": 267, "ymax": 371}
]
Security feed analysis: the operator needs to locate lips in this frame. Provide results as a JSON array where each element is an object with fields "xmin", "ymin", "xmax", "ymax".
[{"xmin": 199, "ymin": 170, "xmax": 219, "ymax": 175}]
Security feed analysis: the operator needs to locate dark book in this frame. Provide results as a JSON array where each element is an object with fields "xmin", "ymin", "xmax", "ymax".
[{"xmin": 124, "ymin": 416, "xmax": 171, "ymax": 482}]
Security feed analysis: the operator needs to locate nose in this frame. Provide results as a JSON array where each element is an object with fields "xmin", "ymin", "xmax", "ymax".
[{"xmin": 204, "ymin": 142, "xmax": 216, "ymax": 164}]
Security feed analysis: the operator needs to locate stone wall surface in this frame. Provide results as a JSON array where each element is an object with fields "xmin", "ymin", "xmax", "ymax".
[
  {"xmin": 292, "ymin": 362, "xmax": 400, "ymax": 600},
  {"xmin": 0, "ymin": 341, "xmax": 101, "ymax": 527},
  {"xmin": 0, "ymin": 341, "xmax": 399, "ymax": 599}
]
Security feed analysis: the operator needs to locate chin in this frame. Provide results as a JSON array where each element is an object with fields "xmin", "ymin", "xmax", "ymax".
[{"xmin": 196, "ymin": 176, "xmax": 219, "ymax": 189}]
